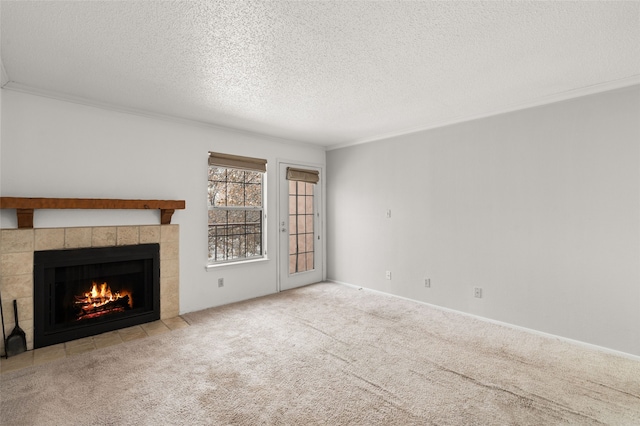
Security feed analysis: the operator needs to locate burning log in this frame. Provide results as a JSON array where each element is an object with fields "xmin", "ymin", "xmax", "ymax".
[
  {"xmin": 77, "ymin": 295, "xmax": 130, "ymax": 320},
  {"xmin": 74, "ymin": 281, "xmax": 133, "ymax": 320}
]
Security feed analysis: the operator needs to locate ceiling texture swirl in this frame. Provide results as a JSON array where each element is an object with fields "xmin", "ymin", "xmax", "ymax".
[{"xmin": 1, "ymin": 1, "xmax": 639, "ymax": 148}]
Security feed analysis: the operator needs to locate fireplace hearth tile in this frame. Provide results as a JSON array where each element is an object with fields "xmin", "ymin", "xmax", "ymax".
[
  {"xmin": 162, "ymin": 316, "xmax": 189, "ymax": 330},
  {"xmin": 139, "ymin": 226, "xmax": 161, "ymax": 243},
  {"xmin": 66, "ymin": 344, "xmax": 96, "ymax": 356},
  {"xmin": 16, "ymin": 298, "xmax": 33, "ymax": 321},
  {"xmin": 118, "ymin": 325, "xmax": 147, "ymax": 342},
  {"xmin": 65, "ymin": 336, "xmax": 94, "ymax": 348},
  {"xmin": 65, "ymin": 340, "xmax": 96, "ymax": 356},
  {"xmin": 1, "ymin": 252, "xmax": 34, "ymax": 276},
  {"xmin": 0, "ymin": 350, "xmax": 34, "ymax": 373},
  {"xmin": 141, "ymin": 320, "xmax": 171, "ymax": 336},
  {"xmin": 161, "ymin": 258, "xmax": 179, "ymax": 280},
  {"xmin": 33, "ymin": 344, "xmax": 66, "ymax": 366},
  {"xmin": 161, "ymin": 276, "xmax": 179, "ymax": 318},
  {"xmin": 0, "ymin": 274, "xmax": 32, "ymax": 299},
  {"xmin": 93, "ymin": 331, "xmax": 124, "ymax": 349},
  {"xmin": 35, "ymin": 228, "xmax": 65, "ymax": 250},
  {"xmin": 116, "ymin": 226, "xmax": 139, "ymax": 246},
  {"xmin": 160, "ymin": 224, "xmax": 179, "ymax": 242},
  {"xmin": 2, "ymin": 316, "xmax": 189, "ymax": 373},
  {"xmin": 160, "ymin": 241, "xmax": 179, "ymax": 260},
  {"xmin": 91, "ymin": 227, "xmax": 117, "ymax": 247},
  {"xmin": 64, "ymin": 228, "xmax": 92, "ymax": 248},
  {"xmin": 0, "ymin": 229, "xmax": 34, "ymax": 253}
]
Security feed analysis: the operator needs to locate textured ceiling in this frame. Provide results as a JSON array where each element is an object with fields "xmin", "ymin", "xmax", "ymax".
[{"xmin": 1, "ymin": 1, "xmax": 639, "ymax": 147}]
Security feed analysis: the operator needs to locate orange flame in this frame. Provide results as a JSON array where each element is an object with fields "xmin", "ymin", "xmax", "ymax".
[{"xmin": 82, "ymin": 282, "xmax": 132, "ymax": 309}]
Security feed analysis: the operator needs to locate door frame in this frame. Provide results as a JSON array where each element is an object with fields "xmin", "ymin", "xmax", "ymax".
[{"xmin": 276, "ymin": 159, "xmax": 326, "ymax": 291}]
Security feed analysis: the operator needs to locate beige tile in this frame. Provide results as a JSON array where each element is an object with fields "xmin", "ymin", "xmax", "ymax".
[
  {"xmin": 65, "ymin": 228, "xmax": 92, "ymax": 249},
  {"xmin": 92, "ymin": 227, "xmax": 116, "ymax": 247},
  {"xmin": 160, "ymin": 224, "xmax": 179, "ymax": 243},
  {"xmin": 35, "ymin": 228, "xmax": 65, "ymax": 251},
  {"xmin": 139, "ymin": 226, "xmax": 161, "ymax": 243},
  {"xmin": 0, "ymin": 229, "xmax": 34, "ymax": 253},
  {"xmin": 160, "ymin": 257, "xmax": 179, "ymax": 278},
  {"xmin": 66, "ymin": 342, "xmax": 96, "ymax": 356},
  {"xmin": 33, "ymin": 344, "xmax": 66, "ymax": 366},
  {"xmin": 116, "ymin": 226, "xmax": 139, "ymax": 246},
  {"xmin": 0, "ymin": 350, "xmax": 34, "ymax": 373},
  {"xmin": 141, "ymin": 320, "xmax": 170, "ymax": 336},
  {"xmin": 93, "ymin": 331, "xmax": 124, "ymax": 349},
  {"xmin": 35, "ymin": 228, "xmax": 64, "ymax": 250},
  {"xmin": 161, "ymin": 300, "xmax": 180, "ymax": 319},
  {"xmin": 120, "ymin": 332, "xmax": 147, "ymax": 342},
  {"xmin": 161, "ymin": 274, "xmax": 179, "ymax": 294},
  {"xmin": 0, "ymin": 274, "xmax": 33, "ymax": 299},
  {"xmin": 65, "ymin": 336, "xmax": 94, "ymax": 348},
  {"xmin": 33, "ymin": 343, "xmax": 65, "ymax": 356},
  {"xmin": 12, "ymin": 299, "xmax": 33, "ymax": 324},
  {"xmin": 118, "ymin": 325, "xmax": 144, "ymax": 335},
  {"xmin": 160, "ymin": 275, "xmax": 180, "ymax": 296},
  {"xmin": 160, "ymin": 240, "xmax": 179, "ymax": 260},
  {"xmin": 161, "ymin": 276, "xmax": 179, "ymax": 319},
  {"xmin": 118, "ymin": 325, "xmax": 147, "ymax": 342},
  {"xmin": 162, "ymin": 316, "xmax": 189, "ymax": 330},
  {"xmin": 0, "ymin": 252, "xmax": 33, "ymax": 276}
]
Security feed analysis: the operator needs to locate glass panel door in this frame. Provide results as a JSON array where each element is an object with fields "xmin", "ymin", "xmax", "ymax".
[{"xmin": 279, "ymin": 163, "xmax": 322, "ymax": 290}]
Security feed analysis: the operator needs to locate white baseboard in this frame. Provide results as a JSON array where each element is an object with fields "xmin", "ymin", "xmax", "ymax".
[{"xmin": 326, "ymin": 279, "xmax": 640, "ymax": 362}]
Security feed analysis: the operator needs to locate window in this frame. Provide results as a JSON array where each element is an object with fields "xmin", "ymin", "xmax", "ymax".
[
  {"xmin": 208, "ymin": 152, "xmax": 266, "ymax": 264},
  {"xmin": 288, "ymin": 180, "xmax": 315, "ymax": 274}
]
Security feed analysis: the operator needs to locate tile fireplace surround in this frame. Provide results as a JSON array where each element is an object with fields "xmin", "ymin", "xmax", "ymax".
[{"xmin": 0, "ymin": 225, "xmax": 180, "ymax": 353}]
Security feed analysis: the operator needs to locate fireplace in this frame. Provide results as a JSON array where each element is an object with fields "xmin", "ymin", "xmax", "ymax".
[{"xmin": 33, "ymin": 243, "xmax": 160, "ymax": 348}]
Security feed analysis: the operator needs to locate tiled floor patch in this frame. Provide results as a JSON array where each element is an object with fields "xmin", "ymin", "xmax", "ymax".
[{"xmin": 0, "ymin": 316, "xmax": 189, "ymax": 374}]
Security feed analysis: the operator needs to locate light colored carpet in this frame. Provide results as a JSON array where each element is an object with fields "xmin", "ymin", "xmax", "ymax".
[{"xmin": 1, "ymin": 282, "xmax": 639, "ymax": 425}]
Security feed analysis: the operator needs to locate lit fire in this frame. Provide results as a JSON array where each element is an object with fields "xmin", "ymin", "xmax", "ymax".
[{"xmin": 75, "ymin": 282, "xmax": 132, "ymax": 320}]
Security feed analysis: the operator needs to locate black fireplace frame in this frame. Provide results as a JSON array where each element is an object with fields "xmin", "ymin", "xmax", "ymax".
[{"xmin": 33, "ymin": 244, "xmax": 160, "ymax": 348}]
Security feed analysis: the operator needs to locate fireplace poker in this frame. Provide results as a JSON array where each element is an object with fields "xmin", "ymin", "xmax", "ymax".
[{"xmin": 0, "ymin": 291, "xmax": 6, "ymax": 358}]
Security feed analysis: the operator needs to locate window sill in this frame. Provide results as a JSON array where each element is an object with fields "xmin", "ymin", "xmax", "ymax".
[{"xmin": 205, "ymin": 257, "xmax": 269, "ymax": 270}]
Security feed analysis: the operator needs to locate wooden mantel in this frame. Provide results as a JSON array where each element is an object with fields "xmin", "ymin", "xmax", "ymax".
[{"xmin": 0, "ymin": 197, "xmax": 186, "ymax": 229}]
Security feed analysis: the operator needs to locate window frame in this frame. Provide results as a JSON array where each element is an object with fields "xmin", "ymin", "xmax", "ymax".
[{"xmin": 207, "ymin": 166, "xmax": 266, "ymax": 266}]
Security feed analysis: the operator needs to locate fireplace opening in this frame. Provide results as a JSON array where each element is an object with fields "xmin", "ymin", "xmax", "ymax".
[{"xmin": 34, "ymin": 244, "xmax": 160, "ymax": 348}]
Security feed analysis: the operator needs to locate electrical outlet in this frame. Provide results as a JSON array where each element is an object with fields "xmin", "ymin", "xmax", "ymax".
[
  {"xmin": 424, "ymin": 278, "xmax": 431, "ymax": 288},
  {"xmin": 218, "ymin": 278, "xmax": 224, "ymax": 288},
  {"xmin": 385, "ymin": 271, "xmax": 391, "ymax": 280},
  {"xmin": 386, "ymin": 209, "xmax": 391, "ymax": 219},
  {"xmin": 474, "ymin": 287, "xmax": 482, "ymax": 298}
]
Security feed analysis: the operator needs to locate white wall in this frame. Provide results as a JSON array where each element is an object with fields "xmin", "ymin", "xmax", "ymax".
[
  {"xmin": 327, "ymin": 85, "xmax": 640, "ymax": 356},
  {"xmin": 0, "ymin": 90, "xmax": 325, "ymax": 313}
]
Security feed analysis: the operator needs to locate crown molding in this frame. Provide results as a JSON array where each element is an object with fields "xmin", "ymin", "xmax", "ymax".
[
  {"xmin": 4, "ymin": 75, "xmax": 638, "ymax": 153},
  {"xmin": 2, "ymin": 82, "xmax": 326, "ymax": 151},
  {"xmin": 327, "ymin": 75, "xmax": 640, "ymax": 151}
]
